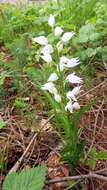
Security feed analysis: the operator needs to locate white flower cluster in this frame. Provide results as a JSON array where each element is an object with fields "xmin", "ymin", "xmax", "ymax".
[
  {"xmin": 32, "ymin": 14, "xmax": 75, "ymax": 64},
  {"xmin": 41, "ymin": 71, "xmax": 83, "ymax": 113},
  {"xmin": 33, "ymin": 15, "xmax": 83, "ymax": 113}
]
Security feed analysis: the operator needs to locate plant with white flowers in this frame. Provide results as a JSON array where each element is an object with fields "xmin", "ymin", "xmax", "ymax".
[{"xmin": 33, "ymin": 15, "xmax": 85, "ymax": 167}]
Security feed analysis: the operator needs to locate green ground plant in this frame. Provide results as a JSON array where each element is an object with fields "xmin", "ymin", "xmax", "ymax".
[{"xmin": 31, "ymin": 14, "xmax": 86, "ymax": 167}]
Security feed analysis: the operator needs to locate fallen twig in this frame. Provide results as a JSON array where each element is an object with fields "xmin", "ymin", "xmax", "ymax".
[
  {"xmin": 46, "ymin": 173, "xmax": 107, "ymax": 185},
  {"xmin": 79, "ymin": 79, "xmax": 107, "ymax": 98},
  {"xmin": 96, "ymin": 168, "xmax": 107, "ymax": 175}
]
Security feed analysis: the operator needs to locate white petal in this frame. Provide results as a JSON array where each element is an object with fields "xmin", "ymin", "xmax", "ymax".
[
  {"xmin": 41, "ymin": 82, "xmax": 57, "ymax": 94},
  {"xmin": 48, "ymin": 14, "xmax": 55, "ymax": 27},
  {"xmin": 72, "ymin": 102, "xmax": 80, "ymax": 110},
  {"xmin": 65, "ymin": 57, "xmax": 80, "ymax": 68},
  {"xmin": 41, "ymin": 44, "xmax": 53, "ymax": 54},
  {"xmin": 60, "ymin": 56, "xmax": 69, "ymax": 64},
  {"xmin": 59, "ymin": 62, "xmax": 65, "ymax": 72},
  {"xmin": 66, "ymin": 86, "xmax": 82, "ymax": 102},
  {"xmin": 32, "ymin": 36, "xmax": 48, "ymax": 46},
  {"xmin": 71, "ymin": 86, "xmax": 82, "ymax": 96},
  {"xmin": 65, "ymin": 101, "xmax": 73, "ymax": 113},
  {"xmin": 41, "ymin": 53, "xmax": 52, "ymax": 63},
  {"xmin": 54, "ymin": 26, "xmax": 63, "ymax": 37},
  {"xmin": 48, "ymin": 73, "xmax": 58, "ymax": 82},
  {"xmin": 54, "ymin": 94, "xmax": 61, "ymax": 102},
  {"xmin": 56, "ymin": 41, "xmax": 63, "ymax": 51},
  {"xmin": 66, "ymin": 73, "xmax": 83, "ymax": 84},
  {"xmin": 59, "ymin": 56, "xmax": 69, "ymax": 71},
  {"xmin": 62, "ymin": 32, "xmax": 75, "ymax": 44},
  {"xmin": 66, "ymin": 91, "xmax": 77, "ymax": 101}
]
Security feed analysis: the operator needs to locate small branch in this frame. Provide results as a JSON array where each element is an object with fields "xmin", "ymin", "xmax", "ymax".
[
  {"xmin": 8, "ymin": 114, "xmax": 54, "ymax": 174},
  {"xmin": 96, "ymin": 168, "xmax": 107, "ymax": 175},
  {"xmin": 46, "ymin": 173, "xmax": 107, "ymax": 185},
  {"xmin": 79, "ymin": 79, "xmax": 107, "ymax": 98}
]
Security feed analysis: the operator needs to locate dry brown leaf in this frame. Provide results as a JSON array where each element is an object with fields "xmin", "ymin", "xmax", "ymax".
[
  {"xmin": 40, "ymin": 119, "xmax": 53, "ymax": 132},
  {"xmin": 46, "ymin": 152, "xmax": 69, "ymax": 190},
  {"xmin": 46, "ymin": 152, "xmax": 60, "ymax": 168},
  {"xmin": 48, "ymin": 166, "xmax": 69, "ymax": 190}
]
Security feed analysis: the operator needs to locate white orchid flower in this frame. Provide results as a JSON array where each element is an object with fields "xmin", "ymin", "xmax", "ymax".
[
  {"xmin": 72, "ymin": 102, "xmax": 80, "ymax": 110},
  {"xmin": 54, "ymin": 26, "xmax": 63, "ymax": 37},
  {"xmin": 62, "ymin": 32, "xmax": 75, "ymax": 44},
  {"xmin": 59, "ymin": 56, "xmax": 69, "ymax": 71},
  {"xmin": 41, "ymin": 44, "xmax": 53, "ymax": 55},
  {"xmin": 56, "ymin": 41, "xmax": 63, "ymax": 52},
  {"xmin": 71, "ymin": 86, "xmax": 82, "ymax": 95},
  {"xmin": 66, "ymin": 91, "xmax": 77, "ymax": 102},
  {"xmin": 54, "ymin": 93, "xmax": 61, "ymax": 102},
  {"xmin": 65, "ymin": 100, "xmax": 80, "ymax": 113},
  {"xmin": 65, "ymin": 57, "xmax": 80, "ymax": 68},
  {"xmin": 41, "ymin": 53, "xmax": 52, "ymax": 63},
  {"xmin": 41, "ymin": 82, "xmax": 57, "ymax": 94},
  {"xmin": 48, "ymin": 14, "xmax": 55, "ymax": 27},
  {"xmin": 66, "ymin": 73, "xmax": 83, "ymax": 84},
  {"xmin": 59, "ymin": 56, "xmax": 80, "ymax": 71},
  {"xmin": 59, "ymin": 63, "xmax": 65, "ymax": 71},
  {"xmin": 48, "ymin": 73, "xmax": 58, "ymax": 82},
  {"xmin": 66, "ymin": 86, "xmax": 82, "ymax": 102},
  {"xmin": 32, "ymin": 36, "xmax": 48, "ymax": 46},
  {"xmin": 60, "ymin": 56, "xmax": 69, "ymax": 64},
  {"xmin": 65, "ymin": 100, "xmax": 73, "ymax": 113}
]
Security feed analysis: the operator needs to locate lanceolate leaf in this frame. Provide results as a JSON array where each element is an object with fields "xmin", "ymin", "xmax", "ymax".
[{"xmin": 2, "ymin": 164, "xmax": 46, "ymax": 190}]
